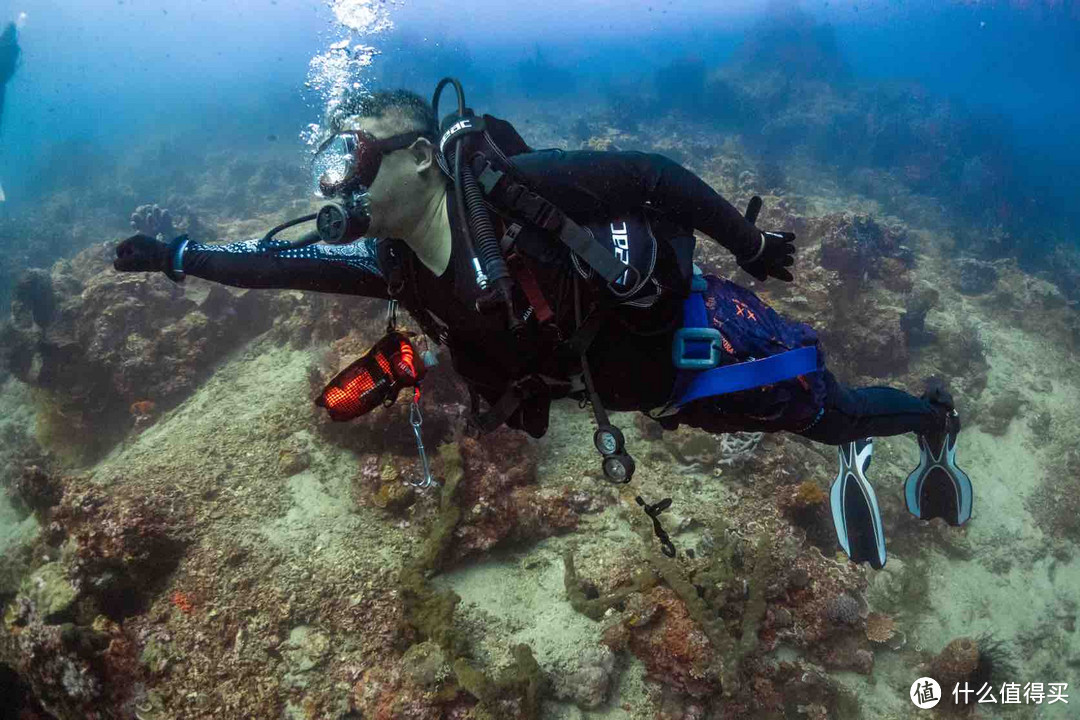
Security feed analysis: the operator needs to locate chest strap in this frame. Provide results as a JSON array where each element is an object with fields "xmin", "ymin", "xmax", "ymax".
[
  {"xmin": 663, "ymin": 268, "xmax": 818, "ymax": 412},
  {"xmin": 477, "ymin": 160, "xmax": 629, "ymax": 284}
]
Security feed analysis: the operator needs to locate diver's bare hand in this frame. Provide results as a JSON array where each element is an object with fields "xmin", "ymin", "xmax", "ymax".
[{"xmin": 129, "ymin": 203, "xmax": 176, "ymax": 240}]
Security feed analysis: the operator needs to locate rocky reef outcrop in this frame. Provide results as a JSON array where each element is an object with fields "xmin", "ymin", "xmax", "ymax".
[
  {"xmin": 0, "ymin": 246, "xmax": 264, "ymax": 461},
  {"xmin": 0, "ymin": 240, "xmax": 382, "ymax": 463}
]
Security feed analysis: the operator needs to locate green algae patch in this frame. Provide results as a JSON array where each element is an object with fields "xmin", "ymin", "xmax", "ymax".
[
  {"xmin": 139, "ymin": 637, "xmax": 171, "ymax": 674},
  {"xmin": 453, "ymin": 644, "xmax": 541, "ymax": 720},
  {"xmin": 413, "ymin": 442, "xmax": 464, "ymax": 575},
  {"xmin": 23, "ymin": 561, "xmax": 78, "ymax": 624},
  {"xmin": 563, "ymin": 549, "xmax": 657, "ymax": 620},
  {"xmin": 604, "ymin": 488, "xmax": 773, "ymax": 697},
  {"xmin": 737, "ymin": 536, "xmax": 773, "ymax": 661},
  {"xmin": 400, "ymin": 442, "xmax": 466, "ymax": 655},
  {"xmin": 399, "ymin": 441, "xmax": 545, "ymax": 716}
]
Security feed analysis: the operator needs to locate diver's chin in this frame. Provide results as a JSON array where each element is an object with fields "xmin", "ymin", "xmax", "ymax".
[
  {"xmin": 360, "ymin": 199, "xmax": 387, "ymax": 238},
  {"xmin": 362, "ymin": 214, "xmax": 384, "ymax": 239}
]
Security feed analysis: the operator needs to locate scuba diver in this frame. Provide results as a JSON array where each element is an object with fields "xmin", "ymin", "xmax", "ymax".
[
  {"xmin": 0, "ymin": 18, "xmax": 22, "ymax": 202},
  {"xmin": 113, "ymin": 82, "xmax": 972, "ymax": 568}
]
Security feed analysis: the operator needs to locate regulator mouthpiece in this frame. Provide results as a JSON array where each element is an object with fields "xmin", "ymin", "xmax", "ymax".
[{"xmin": 316, "ymin": 195, "xmax": 371, "ymax": 245}]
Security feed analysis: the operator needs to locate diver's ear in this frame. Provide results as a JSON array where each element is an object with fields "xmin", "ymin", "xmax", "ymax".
[{"xmin": 411, "ymin": 138, "xmax": 436, "ymax": 173}]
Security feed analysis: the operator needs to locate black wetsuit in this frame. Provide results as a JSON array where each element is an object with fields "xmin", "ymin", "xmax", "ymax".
[{"xmin": 178, "ymin": 149, "xmax": 943, "ymax": 444}]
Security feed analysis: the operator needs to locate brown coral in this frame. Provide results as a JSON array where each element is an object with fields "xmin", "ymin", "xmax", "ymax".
[
  {"xmin": 51, "ymin": 485, "xmax": 187, "ymax": 621},
  {"xmin": 865, "ymin": 612, "xmax": 897, "ymax": 644},
  {"xmin": 351, "ymin": 654, "xmax": 474, "ymax": 720},
  {"xmin": 791, "ymin": 480, "xmax": 827, "ymax": 509},
  {"xmin": 931, "ymin": 637, "xmax": 980, "ymax": 689},
  {"xmin": 604, "ymin": 586, "xmax": 719, "ymax": 698},
  {"xmin": 1, "ymin": 249, "xmax": 274, "ymax": 460},
  {"xmin": 447, "ymin": 432, "xmax": 578, "ymax": 565}
]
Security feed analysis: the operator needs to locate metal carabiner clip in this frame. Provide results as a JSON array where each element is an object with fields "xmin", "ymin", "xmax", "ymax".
[
  {"xmin": 386, "ymin": 298, "xmax": 399, "ymax": 332},
  {"xmin": 408, "ymin": 392, "xmax": 438, "ymax": 489}
]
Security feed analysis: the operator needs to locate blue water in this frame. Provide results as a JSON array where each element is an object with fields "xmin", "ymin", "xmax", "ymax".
[{"xmin": 2, "ymin": 1, "xmax": 1077, "ymax": 228}]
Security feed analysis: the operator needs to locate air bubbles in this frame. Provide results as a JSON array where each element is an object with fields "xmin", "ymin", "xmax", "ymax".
[
  {"xmin": 304, "ymin": 0, "xmax": 396, "ymax": 149},
  {"xmin": 331, "ymin": 0, "xmax": 394, "ymax": 35}
]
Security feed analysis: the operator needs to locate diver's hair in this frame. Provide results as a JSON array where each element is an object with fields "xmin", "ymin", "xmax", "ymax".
[{"xmin": 330, "ymin": 89, "xmax": 438, "ymax": 140}]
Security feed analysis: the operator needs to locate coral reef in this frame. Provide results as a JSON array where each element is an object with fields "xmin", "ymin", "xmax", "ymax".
[
  {"xmin": 129, "ymin": 203, "xmax": 177, "ymax": 240},
  {"xmin": 900, "ymin": 284, "xmax": 939, "ymax": 348},
  {"xmin": 382, "ymin": 443, "xmax": 548, "ymax": 720},
  {"xmin": 1, "ymin": 32, "xmax": 1076, "ymax": 718},
  {"xmin": 442, "ymin": 432, "xmax": 579, "ymax": 567},
  {"xmin": 603, "ymin": 586, "xmax": 719, "ymax": 697},
  {"xmin": 3, "ymin": 463, "xmax": 62, "ymax": 520},
  {"xmin": 1027, "ymin": 449, "xmax": 1080, "ymax": 544},
  {"xmin": 819, "ymin": 214, "xmax": 913, "ymax": 289},
  {"xmin": 779, "ymin": 480, "xmax": 833, "ymax": 552},
  {"xmin": 0, "ymin": 478, "xmax": 186, "ymax": 720},
  {"xmin": 975, "ymin": 389, "xmax": 1023, "ymax": 436},
  {"xmin": 923, "ymin": 634, "xmax": 1017, "ymax": 710},
  {"xmin": 0, "ymin": 239, "xmax": 384, "ymax": 463},
  {"xmin": 51, "ymin": 485, "xmax": 188, "ymax": 621},
  {"xmin": 864, "ymin": 612, "xmax": 899, "ymax": 646},
  {"xmin": 0, "ymin": 248, "xmax": 271, "ymax": 461},
  {"xmin": 549, "ymin": 645, "xmax": 617, "ymax": 709},
  {"xmin": 955, "ymin": 257, "xmax": 999, "ymax": 295},
  {"xmin": 930, "ymin": 636, "xmax": 973, "ymax": 686},
  {"xmin": 660, "ymin": 427, "xmax": 763, "ymax": 473}
]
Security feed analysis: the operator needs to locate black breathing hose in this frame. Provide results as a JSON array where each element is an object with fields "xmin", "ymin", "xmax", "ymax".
[
  {"xmin": 460, "ymin": 157, "xmax": 520, "ymax": 332},
  {"xmin": 435, "ymin": 76, "xmax": 520, "ymax": 332},
  {"xmin": 451, "ymin": 145, "xmax": 479, "ymax": 269},
  {"xmin": 460, "ymin": 161, "xmax": 510, "ymax": 285},
  {"xmin": 261, "ymin": 214, "xmax": 321, "ymax": 249}
]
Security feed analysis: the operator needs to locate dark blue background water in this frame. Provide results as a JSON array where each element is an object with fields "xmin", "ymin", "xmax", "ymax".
[{"xmin": 0, "ymin": 0, "xmax": 1077, "ymax": 242}]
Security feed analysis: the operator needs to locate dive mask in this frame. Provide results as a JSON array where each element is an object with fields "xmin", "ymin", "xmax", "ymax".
[
  {"xmin": 314, "ymin": 129, "xmax": 424, "ymax": 197},
  {"xmin": 309, "ymin": 129, "xmax": 425, "ymax": 245}
]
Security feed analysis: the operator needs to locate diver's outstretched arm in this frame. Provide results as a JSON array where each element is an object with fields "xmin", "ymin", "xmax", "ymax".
[
  {"xmin": 114, "ymin": 233, "xmax": 391, "ymax": 299},
  {"xmin": 511, "ymin": 149, "xmax": 795, "ymax": 281}
]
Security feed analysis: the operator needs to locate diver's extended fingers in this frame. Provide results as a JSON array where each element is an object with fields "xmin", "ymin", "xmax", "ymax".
[
  {"xmin": 775, "ymin": 268, "xmax": 794, "ymax": 282},
  {"xmin": 113, "ymin": 234, "xmax": 156, "ymax": 271}
]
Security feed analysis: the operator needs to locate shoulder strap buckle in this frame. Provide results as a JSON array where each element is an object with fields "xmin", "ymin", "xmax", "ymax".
[{"xmin": 477, "ymin": 161, "xmax": 505, "ymax": 194}]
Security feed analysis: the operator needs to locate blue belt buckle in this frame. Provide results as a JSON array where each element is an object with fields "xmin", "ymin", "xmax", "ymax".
[{"xmin": 672, "ymin": 327, "xmax": 722, "ymax": 370}]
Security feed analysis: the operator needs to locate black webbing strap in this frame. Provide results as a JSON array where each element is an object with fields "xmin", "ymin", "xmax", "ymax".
[
  {"xmin": 470, "ymin": 386, "xmax": 525, "ymax": 433},
  {"xmin": 469, "ymin": 376, "xmax": 546, "ymax": 434},
  {"xmin": 379, "ymin": 239, "xmax": 448, "ymax": 346},
  {"xmin": 476, "ymin": 157, "xmax": 627, "ymax": 284},
  {"xmin": 559, "ymin": 309, "xmax": 606, "ymax": 359},
  {"xmin": 504, "ymin": 182, "xmax": 627, "ymax": 283}
]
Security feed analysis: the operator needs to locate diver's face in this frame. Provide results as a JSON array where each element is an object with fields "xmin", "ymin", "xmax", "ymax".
[{"xmin": 339, "ymin": 115, "xmax": 435, "ymax": 236}]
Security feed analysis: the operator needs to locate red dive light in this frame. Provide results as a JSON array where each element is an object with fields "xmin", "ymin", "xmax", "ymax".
[{"xmin": 316, "ymin": 331, "xmax": 426, "ymax": 421}]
